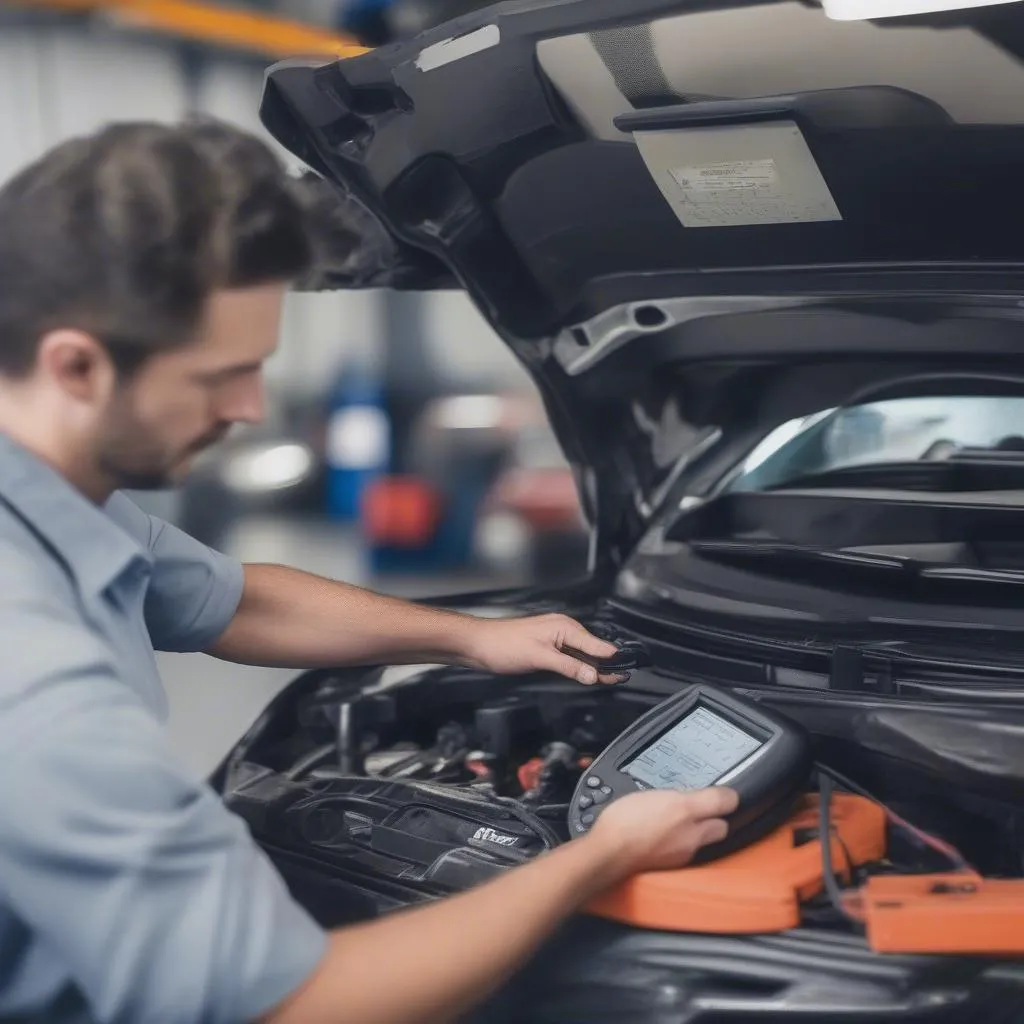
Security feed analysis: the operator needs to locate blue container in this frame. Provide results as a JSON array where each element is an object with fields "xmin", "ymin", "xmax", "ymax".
[{"xmin": 324, "ymin": 367, "xmax": 390, "ymax": 521}]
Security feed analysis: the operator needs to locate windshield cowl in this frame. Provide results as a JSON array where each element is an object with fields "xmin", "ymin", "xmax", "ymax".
[{"xmin": 604, "ymin": 589, "xmax": 1024, "ymax": 702}]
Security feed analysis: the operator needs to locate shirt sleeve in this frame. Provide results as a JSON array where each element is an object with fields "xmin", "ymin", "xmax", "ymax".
[
  {"xmin": 0, "ymin": 581, "xmax": 327, "ymax": 1024},
  {"xmin": 104, "ymin": 492, "xmax": 245, "ymax": 653}
]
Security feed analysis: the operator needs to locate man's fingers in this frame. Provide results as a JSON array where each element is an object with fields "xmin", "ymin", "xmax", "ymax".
[
  {"xmin": 549, "ymin": 653, "xmax": 626, "ymax": 686},
  {"xmin": 551, "ymin": 651, "xmax": 599, "ymax": 685},
  {"xmin": 694, "ymin": 818, "xmax": 730, "ymax": 848},
  {"xmin": 560, "ymin": 622, "xmax": 617, "ymax": 660},
  {"xmin": 553, "ymin": 621, "xmax": 629, "ymax": 685},
  {"xmin": 676, "ymin": 786, "xmax": 740, "ymax": 820}
]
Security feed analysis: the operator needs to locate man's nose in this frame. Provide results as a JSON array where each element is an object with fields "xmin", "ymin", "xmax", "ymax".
[{"xmin": 222, "ymin": 375, "xmax": 265, "ymax": 425}]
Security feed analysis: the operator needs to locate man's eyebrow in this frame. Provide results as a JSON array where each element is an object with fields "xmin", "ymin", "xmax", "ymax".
[{"xmin": 196, "ymin": 361, "xmax": 262, "ymax": 382}]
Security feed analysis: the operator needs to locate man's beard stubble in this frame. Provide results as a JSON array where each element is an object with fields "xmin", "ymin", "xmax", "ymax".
[{"xmin": 96, "ymin": 407, "xmax": 230, "ymax": 492}]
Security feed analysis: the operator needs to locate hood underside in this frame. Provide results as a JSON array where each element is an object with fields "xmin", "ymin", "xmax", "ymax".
[{"xmin": 262, "ymin": 0, "xmax": 1024, "ymax": 564}]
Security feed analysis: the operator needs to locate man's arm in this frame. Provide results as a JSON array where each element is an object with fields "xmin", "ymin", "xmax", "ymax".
[
  {"xmin": 263, "ymin": 787, "xmax": 738, "ymax": 1024},
  {"xmin": 206, "ymin": 563, "xmax": 623, "ymax": 684},
  {"xmin": 103, "ymin": 496, "xmax": 620, "ymax": 683}
]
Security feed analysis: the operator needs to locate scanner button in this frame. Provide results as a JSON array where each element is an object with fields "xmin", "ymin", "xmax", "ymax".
[
  {"xmin": 586, "ymin": 776, "xmax": 603, "ymax": 789},
  {"xmin": 580, "ymin": 813, "xmax": 595, "ymax": 826},
  {"xmin": 578, "ymin": 794, "xmax": 593, "ymax": 810},
  {"xmin": 590, "ymin": 789, "xmax": 609, "ymax": 806}
]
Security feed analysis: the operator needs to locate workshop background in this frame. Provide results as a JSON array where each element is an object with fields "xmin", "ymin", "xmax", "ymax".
[{"xmin": 0, "ymin": 0, "xmax": 589, "ymax": 776}]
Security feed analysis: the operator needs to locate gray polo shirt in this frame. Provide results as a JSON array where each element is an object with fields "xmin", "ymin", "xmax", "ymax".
[{"xmin": 0, "ymin": 434, "xmax": 326, "ymax": 1023}]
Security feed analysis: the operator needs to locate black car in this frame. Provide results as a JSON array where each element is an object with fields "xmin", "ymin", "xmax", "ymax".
[{"xmin": 214, "ymin": 1, "xmax": 1024, "ymax": 1019}]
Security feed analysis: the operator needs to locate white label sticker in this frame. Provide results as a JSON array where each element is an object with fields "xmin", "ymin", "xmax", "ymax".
[
  {"xmin": 633, "ymin": 121, "xmax": 842, "ymax": 229},
  {"xmin": 671, "ymin": 159, "xmax": 779, "ymax": 194},
  {"xmin": 415, "ymin": 25, "xmax": 500, "ymax": 72}
]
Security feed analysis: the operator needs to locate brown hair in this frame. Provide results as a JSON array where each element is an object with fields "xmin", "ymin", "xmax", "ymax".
[{"xmin": 0, "ymin": 118, "xmax": 313, "ymax": 377}]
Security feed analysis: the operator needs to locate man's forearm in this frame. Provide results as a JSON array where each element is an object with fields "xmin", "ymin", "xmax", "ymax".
[
  {"xmin": 208, "ymin": 563, "xmax": 476, "ymax": 669},
  {"xmin": 263, "ymin": 833, "xmax": 625, "ymax": 1024}
]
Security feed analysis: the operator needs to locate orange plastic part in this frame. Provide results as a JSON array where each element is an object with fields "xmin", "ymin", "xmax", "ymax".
[
  {"xmin": 863, "ymin": 873, "xmax": 1024, "ymax": 955},
  {"xmin": 585, "ymin": 794, "xmax": 886, "ymax": 935},
  {"xmin": 12, "ymin": 0, "xmax": 369, "ymax": 60}
]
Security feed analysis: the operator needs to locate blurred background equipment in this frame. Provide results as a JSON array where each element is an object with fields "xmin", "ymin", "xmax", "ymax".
[
  {"xmin": 324, "ymin": 360, "xmax": 391, "ymax": 521},
  {"xmin": 361, "ymin": 391, "xmax": 586, "ymax": 579},
  {"xmin": 336, "ymin": 0, "xmax": 492, "ymax": 45}
]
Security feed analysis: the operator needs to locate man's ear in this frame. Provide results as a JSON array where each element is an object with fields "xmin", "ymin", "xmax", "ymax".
[{"xmin": 36, "ymin": 329, "xmax": 116, "ymax": 403}]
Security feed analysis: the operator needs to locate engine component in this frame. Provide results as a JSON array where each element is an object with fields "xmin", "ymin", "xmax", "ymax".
[
  {"xmin": 474, "ymin": 699, "xmax": 545, "ymax": 760},
  {"xmin": 519, "ymin": 742, "xmax": 584, "ymax": 806},
  {"xmin": 337, "ymin": 698, "xmax": 357, "ymax": 774},
  {"xmin": 364, "ymin": 744, "xmax": 423, "ymax": 776},
  {"xmin": 465, "ymin": 750, "xmax": 497, "ymax": 784}
]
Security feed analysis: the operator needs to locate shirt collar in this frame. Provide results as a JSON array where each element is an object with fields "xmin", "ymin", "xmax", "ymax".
[{"xmin": 0, "ymin": 432, "xmax": 152, "ymax": 596}]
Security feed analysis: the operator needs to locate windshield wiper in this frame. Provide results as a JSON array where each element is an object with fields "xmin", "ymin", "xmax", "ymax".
[
  {"xmin": 762, "ymin": 457, "xmax": 1024, "ymax": 493},
  {"xmin": 687, "ymin": 538, "xmax": 1024, "ymax": 589},
  {"xmin": 688, "ymin": 539, "xmax": 908, "ymax": 571}
]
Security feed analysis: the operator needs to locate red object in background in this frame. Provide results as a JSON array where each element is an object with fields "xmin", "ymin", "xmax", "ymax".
[{"xmin": 361, "ymin": 476, "xmax": 442, "ymax": 547}]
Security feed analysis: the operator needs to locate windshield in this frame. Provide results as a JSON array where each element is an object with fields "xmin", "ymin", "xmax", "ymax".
[{"xmin": 723, "ymin": 395, "xmax": 1024, "ymax": 493}]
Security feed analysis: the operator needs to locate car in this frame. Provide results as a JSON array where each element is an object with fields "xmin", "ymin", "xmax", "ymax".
[{"xmin": 214, "ymin": 0, "xmax": 1024, "ymax": 1019}]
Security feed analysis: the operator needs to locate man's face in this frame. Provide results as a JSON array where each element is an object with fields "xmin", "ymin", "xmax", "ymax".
[{"xmin": 95, "ymin": 283, "xmax": 287, "ymax": 490}]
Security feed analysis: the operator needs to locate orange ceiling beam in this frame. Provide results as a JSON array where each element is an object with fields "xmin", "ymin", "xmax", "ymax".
[{"xmin": 6, "ymin": 0, "xmax": 371, "ymax": 59}]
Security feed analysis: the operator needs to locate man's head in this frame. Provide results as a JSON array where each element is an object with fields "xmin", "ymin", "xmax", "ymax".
[{"xmin": 0, "ymin": 119, "xmax": 313, "ymax": 497}]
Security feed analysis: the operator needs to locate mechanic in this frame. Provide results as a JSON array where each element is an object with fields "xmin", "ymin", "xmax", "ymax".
[{"xmin": 0, "ymin": 120, "xmax": 738, "ymax": 1024}]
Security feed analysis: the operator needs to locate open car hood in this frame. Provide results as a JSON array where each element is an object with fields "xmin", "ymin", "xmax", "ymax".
[{"xmin": 262, "ymin": 0, "xmax": 1024, "ymax": 567}]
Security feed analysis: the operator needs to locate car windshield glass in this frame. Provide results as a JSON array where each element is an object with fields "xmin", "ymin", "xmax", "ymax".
[{"xmin": 722, "ymin": 395, "xmax": 1024, "ymax": 494}]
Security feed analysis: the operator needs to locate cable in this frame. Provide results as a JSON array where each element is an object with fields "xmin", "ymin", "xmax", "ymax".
[
  {"xmin": 816, "ymin": 762, "xmax": 973, "ymax": 873},
  {"xmin": 814, "ymin": 762, "xmax": 981, "ymax": 928},
  {"xmin": 818, "ymin": 772, "xmax": 864, "ymax": 925}
]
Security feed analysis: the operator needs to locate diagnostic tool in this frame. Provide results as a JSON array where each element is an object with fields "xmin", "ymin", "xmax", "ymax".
[{"xmin": 568, "ymin": 683, "xmax": 812, "ymax": 862}]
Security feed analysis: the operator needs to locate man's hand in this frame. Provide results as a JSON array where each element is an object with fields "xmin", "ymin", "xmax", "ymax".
[
  {"xmin": 587, "ymin": 786, "xmax": 739, "ymax": 883},
  {"xmin": 459, "ymin": 613, "xmax": 627, "ymax": 685}
]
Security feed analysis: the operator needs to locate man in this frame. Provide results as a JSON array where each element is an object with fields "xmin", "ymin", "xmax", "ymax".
[{"xmin": 0, "ymin": 120, "xmax": 738, "ymax": 1024}]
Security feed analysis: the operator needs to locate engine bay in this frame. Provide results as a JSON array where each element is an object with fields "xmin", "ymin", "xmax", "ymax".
[
  {"xmin": 220, "ymin": 658, "xmax": 1024, "ymax": 921},
  {"xmin": 207, "ymin": 643, "xmax": 1024, "ymax": 1019},
  {"xmin": 227, "ymin": 671, "xmax": 661, "ymax": 843}
]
